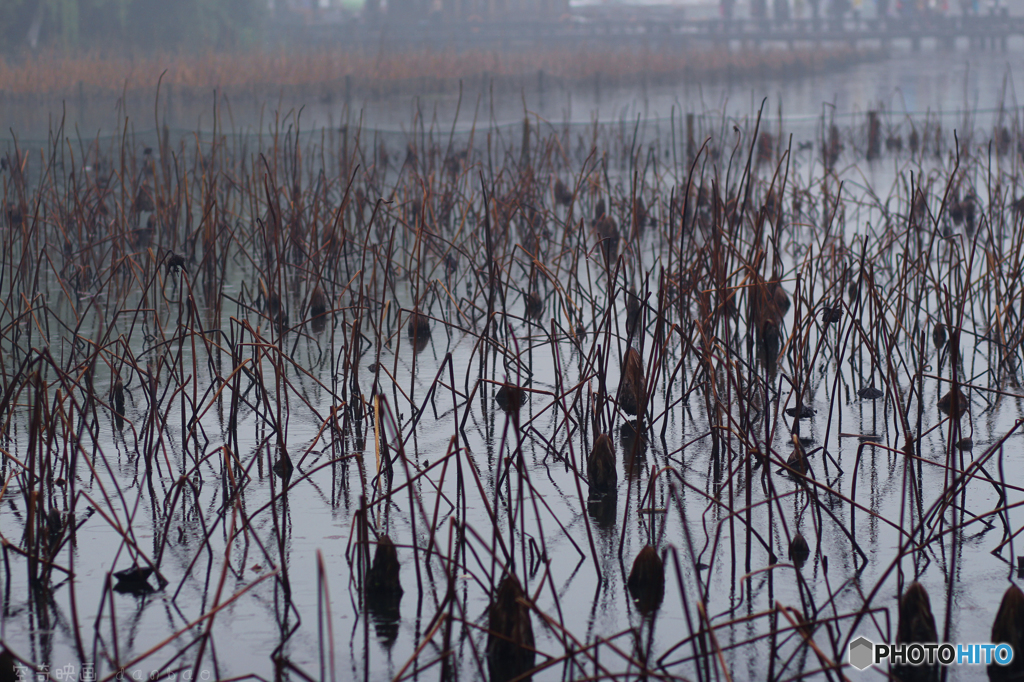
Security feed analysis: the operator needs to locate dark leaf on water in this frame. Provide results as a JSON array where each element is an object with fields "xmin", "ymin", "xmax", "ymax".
[
  {"xmin": 785, "ymin": 404, "xmax": 815, "ymax": 418},
  {"xmin": 789, "ymin": 532, "xmax": 810, "ymax": 568},
  {"xmin": 858, "ymin": 386, "xmax": 884, "ymax": 400},
  {"xmin": 495, "ymin": 383, "xmax": 528, "ymax": 415},
  {"xmin": 113, "ymin": 565, "xmax": 155, "ymax": 595},
  {"xmin": 273, "ymin": 452, "xmax": 294, "ymax": 481},
  {"xmin": 937, "ymin": 388, "xmax": 968, "ymax": 418},
  {"xmin": 821, "ymin": 306, "xmax": 842, "ymax": 324},
  {"xmin": 165, "ymin": 253, "xmax": 187, "ymax": 274}
]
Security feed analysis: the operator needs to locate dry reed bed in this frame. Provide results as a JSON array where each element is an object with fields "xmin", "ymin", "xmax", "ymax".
[
  {"xmin": 0, "ymin": 45, "xmax": 874, "ymax": 97},
  {"xmin": 0, "ymin": 98, "xmax": 1023, "ymax": 680}
]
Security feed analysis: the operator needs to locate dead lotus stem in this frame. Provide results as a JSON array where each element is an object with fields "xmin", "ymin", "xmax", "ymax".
[{"xmin": 4, "ymin": 85, "xmax": 1024, "ymax": 680}]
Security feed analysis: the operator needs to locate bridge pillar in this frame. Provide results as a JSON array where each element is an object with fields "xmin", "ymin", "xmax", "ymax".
[
  {"xmin": 1001, "ymin": 5, "xmax": 1009, "ymax": 51},
  {"xmin": 686, "ymin": 113, "xmax": 695, "ymax": 166},
  {"xmin": 867, "ymin": 110, "xmax": 880, "ymax": 160}
]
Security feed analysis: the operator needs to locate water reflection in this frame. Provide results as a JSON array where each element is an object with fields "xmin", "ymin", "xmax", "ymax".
[
  {"xmin": 365, "ymin": 592, "xmax": 402, "ymax": 648},
  {"xmin": 411, "ymin": 333, "xmax": 430, "ymax": 355},
  {"xmin": 621, "ymin": 422, "xmax": 647, "ymax": 482},
  {"xmin": 365, "ymin": 536, "xmax": 404, "ymax": 647},
  {"xmin": 620, "ymin": 421, "xmax": 646, "ymax": 459},
  {"xmin": 627, "ymin": 546, "xmax": 666, "ymax": 617},
  {"xmin": 587, "ymin": 497, "xmax": 618, "ymax": 531},
  {"xmin": 4, "ymin": 44, "xmax": 1024, "ymax": 682}
]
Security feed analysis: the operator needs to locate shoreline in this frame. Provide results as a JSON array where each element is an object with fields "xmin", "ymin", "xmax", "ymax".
[{"xmin": 0, "ymin": 45, "xmax": 884, "ymax": 100}]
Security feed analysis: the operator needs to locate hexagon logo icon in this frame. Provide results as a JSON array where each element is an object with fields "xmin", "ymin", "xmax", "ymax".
[{"xmin": 849, "ymin": 637, "xmax": 874, "ymax": 671}]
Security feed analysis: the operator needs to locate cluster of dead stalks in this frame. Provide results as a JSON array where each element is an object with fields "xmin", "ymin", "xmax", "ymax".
[{"xmin": 1, "ymin": 92, "xmax": 1024, "ymax": 680}]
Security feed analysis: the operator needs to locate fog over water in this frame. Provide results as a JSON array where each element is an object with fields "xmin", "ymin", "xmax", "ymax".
[{"xmin": 2, "ymin": 45, "xmax": 1021, "ymax": 141}]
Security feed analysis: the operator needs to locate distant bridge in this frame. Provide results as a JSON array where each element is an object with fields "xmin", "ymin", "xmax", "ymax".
[{"xmin": 287, "ymin": 8, "xmax": 1021, "ymax": 52}]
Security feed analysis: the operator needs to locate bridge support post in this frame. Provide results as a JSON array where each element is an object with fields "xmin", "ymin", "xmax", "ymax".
[
  {"xmin": 867, "ymin": 110, "xmax": 880, "ymax": 161},
  {"xmin": 686, "ymin": 113, "xmax": 695, "ymax": 166}
]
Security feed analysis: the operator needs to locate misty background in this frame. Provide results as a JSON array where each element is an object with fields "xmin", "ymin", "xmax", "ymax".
[
  {"xmin": 0, "ymin": 0, "xmax": 268, "ymax": 53},
  {"xmin": 0, "ymin": 0, "xmax": 1019, "ymax": 141},
  {"xmin": 2, "ymin": 0, "xmax": 1022, "ymax": 56}
]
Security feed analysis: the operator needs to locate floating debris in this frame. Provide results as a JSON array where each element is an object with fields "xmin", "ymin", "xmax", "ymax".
[
  {"xmin": 273, "ymin": 449, "xmax": 294, "ymax": 482},
  {"xmin": 487, "ymin": 574, "xmax": 535, "ymax": 682},
  {"xmin": 749, "ymin": 278, "xmax": 786, "ymax": 368},
  {"xmin": 587, "ymin": 433, "xmax": 616, "ymax": 500},
  {"xmin": 524, "ymin": 291, "xmax": 543, "ymax": 320},
  {"xmin": 627, "ymin": 546, "xmax": 665, "ymax": 615},
  {"xmin": 786, "ymin": 435, "xmax": 808, "ymax": 477},
  {"xmin": 495, "ymin": 382, "xmax": 528, "ymax": 416},
  {"xmin": 113, "ymin": 565, "xmax": 155, "ymax": 595},
  {"xmin": 937, "ymin": 388, "xmax": 969, "ymax": 418},
  {"xmin": 895, "ymin": 582, "xmax": 938, "ymax": 682},
  {"xmin": 262, "ymin": 286, "xmax": 288, "ymax": 333},
  {"xmin": 407, "ymin": 310, "xmax": 431, "ymax": 340},
  {"xmin": 785, "ymin": 404, "xmax": 816, "ymax": 419},
  {"xmin": 165, "ymin": 252, "xmax": 187, "ymax": 274},
  {"xmin": 553, "ymin": 178, "xmax": 573, "ymax": 206},
  {"xmin": 365, "ymin": 535, "xmax": 403, "ymax": 647},
  {"xmin": 309, "ymin": 287, "xmax": 328, "ymax": 333},
  {"xmin": 593, "ymin": 214, "xmax": 619, "ymax": 265},
  {"xmin": 365, "ymin": 535, "xmax": 403, "ymax": 599},
  {"xmin": 617, "ymin": 347, "xmax": 646, "ymax": 419},
  {"xmin": 821, "ymin": 305, "xmax": 842, "ymax": 324},
  {"xmin": 990, "ymin": 585, "xmax": 1024, "ymax": 682},
  {"xmin": 788, "ymin": 532, "xmax": 810, "ymax": 568},
  {"xmin": 134, "ymin": 185, "xmax": 155, "ymax": 213}
]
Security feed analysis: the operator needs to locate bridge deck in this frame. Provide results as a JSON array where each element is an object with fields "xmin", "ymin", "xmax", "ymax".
[{"xmin": 286, "ymin": 10, "xmax": 1022, "ymax": 51}]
